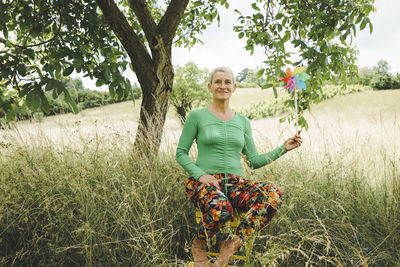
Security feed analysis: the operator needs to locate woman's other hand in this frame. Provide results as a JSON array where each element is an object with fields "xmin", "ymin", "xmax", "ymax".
[
  {"xmin": 283, "ymin": 130, "xmax": 303, "ymax": 151},
  {"xmin": 198, "ymin": 174, "xmax": 221, "ymax": 190}
]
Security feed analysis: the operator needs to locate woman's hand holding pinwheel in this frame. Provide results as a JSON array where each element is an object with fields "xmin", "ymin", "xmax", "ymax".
[{"xmin": 283, "ymin": 130, "xmax": 303, "ymax": 151}]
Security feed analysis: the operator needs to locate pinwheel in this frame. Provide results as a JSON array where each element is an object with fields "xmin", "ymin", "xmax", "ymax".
[{"xmin": 279, "ymin": 67, "xmax": 310, "ymax": 130}]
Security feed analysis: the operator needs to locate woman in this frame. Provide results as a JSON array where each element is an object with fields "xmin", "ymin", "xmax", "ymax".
[{"xmin": 176, "ymin": 66, "xmax": 302, "ymax": 267}]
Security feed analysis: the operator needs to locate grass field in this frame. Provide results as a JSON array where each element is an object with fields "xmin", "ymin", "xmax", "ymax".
[{"xmin": 1, "ymin": 88, "xmax": 400, "ymax": 266}]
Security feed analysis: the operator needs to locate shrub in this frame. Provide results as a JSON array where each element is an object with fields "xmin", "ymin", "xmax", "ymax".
[
  {"xmin": 358, "ymin": 67, "xmax": 374, "ymax": 86},
  {"xmin": 392, "ymin": 73, "xmax": 400, "ymax": 89},
  {"xmin": 131, "ymin": 84, "xmax": 142, "ymax": 100},
  {"xmin": 370, "ymin": 74, "xmax": 393, "ymax": 90},
  {"xmin": 236, "ymin": 82, "xmax": 260, "ymax": 88}
]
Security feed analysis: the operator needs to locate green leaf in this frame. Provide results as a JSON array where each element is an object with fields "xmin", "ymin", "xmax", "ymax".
[
  {"xmin": 63, "ymin": 66, "xmax": 74, "ymax": 76},
  {"xmin": 24, "ymin": 49, "xmax": 35, "ymax": 60},
  {"xmin": 125, "ymin": 78, "xmax": 132, "ymax": 95},
  {"xmin": 17, "ymin": 64, "xmax": 27, "ymax": 76},
  {"xmin": 73, "ymin": 57, "xmax": 84, "ymax": 68},
  {"xmin": 262, "ymin": 83, "xmax": 272, "ymax": 89},
  {"xmin": 109, "ymin": 86, "xmax": 115, "ymax": 98},
  {"xmin": 96, "ymin": 79, "xmax": 104, "ymax": 87},
  {"xmin": 360, "ymin": 19, "xmax": 367, "ymax": 30},
  {"xmin": 50, "ymin": 80, "xmax": 65, "ymax": 98},
  {"xmin": 234, "ymin": 9, "xmax": 242, "ymax": 15},
  {"xmin": 38, "ymin": 90, "xmax": 50, "ymax": 114},
  {"xmin": 63, "ymin": 89, "xmax": 78, "ymax": 114},
  {"xmin": 19, "ymin": 83, "xmax": 32, "ymax": 97},
  {"xmin": 26, "ymin": 89, "xmax": 41, "ymax": 111},
  {"xmin": 238, "ymin": 32, "xmax": 244, "ymax": 39},
  {"xmin": 256, "ymin": 68, "xmax": 265, "ymax": 78},
  {"xmin": 282, "ymin": 31, "xmax": 291, "ymax": 42},
  {"xmin": 355, "ymin": 14, "xmax": 363, "ymax": 24},
  {"xmin": 275, "ymin": 13, "xmax": 283, "ymax": 20},
  {"xmin": 102, "ymin": 66, "xmax": 111, "ymax": 81},
  {"xmin": 338, "ymin": 23, "xmax": 347, "ymax": 32},
  {"xmin": 3, "ymin": 27, "xmax": 8, "ymax": 39},
  {"xmin": 45, "ymin": 79, "xmax": 58, "ymax": 91},
  {"xmin": 115, "ymin": 86, "xmax": 123, "ymax": 100},
  {"xmin": 251, "ymin": 3, "xmax": 260, "ymax": 11},
  {"xmin": 53, "ymin": 63, "xmax": 62, "ymax": 78}
]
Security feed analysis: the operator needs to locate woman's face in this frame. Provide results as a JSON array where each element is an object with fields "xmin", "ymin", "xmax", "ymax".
[{"xmin": 208, "ymin": 71, "xmax": 236, "ymax": 101}]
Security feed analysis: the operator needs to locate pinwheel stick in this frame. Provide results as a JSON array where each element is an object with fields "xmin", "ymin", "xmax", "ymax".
[
  {"xmin": 278, "ymin": 66, "xmax": 310, "ymax": 133},
  {"xmin": 294, "ymin": 88, "xmax": 298, "ymax": 132}
]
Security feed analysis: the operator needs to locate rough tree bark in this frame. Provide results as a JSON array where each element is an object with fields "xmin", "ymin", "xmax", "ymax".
[{"xmin": 95, "ymin": 0, "xmax": 190, "ymax": 156}]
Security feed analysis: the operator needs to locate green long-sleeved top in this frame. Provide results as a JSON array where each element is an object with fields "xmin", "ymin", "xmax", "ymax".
[{"xmin": 175, "ymin": 108, "xmax": 287, "ymax": 180}]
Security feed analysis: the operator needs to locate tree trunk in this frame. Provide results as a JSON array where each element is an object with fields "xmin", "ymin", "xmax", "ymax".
[
  {"xmin": 176, "ymin": 106, "xmax": 186, "ymax": 126},
  {"xmin": 95, "ymin": 0, "xmax": 189, "ymax": 156},
  {"xmin": 134, "ymin": 61, "xmax": 174, "ymax": 155}
]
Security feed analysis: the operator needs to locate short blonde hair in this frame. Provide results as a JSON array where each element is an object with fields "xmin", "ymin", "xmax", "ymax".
[{"xmin": 208, "ymin": 66, "xmax": 235, "ymax": 84}]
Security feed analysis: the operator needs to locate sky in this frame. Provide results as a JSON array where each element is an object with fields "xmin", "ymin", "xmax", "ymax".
[
  {"xmin": 81, "ymin": 0, "xmax": 400, "ymax": 89},
  {"xmin": 172, "ymin": 0, "xmax": 400, "ymax": 75}
]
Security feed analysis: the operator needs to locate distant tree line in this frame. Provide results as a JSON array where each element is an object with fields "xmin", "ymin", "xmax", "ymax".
[
  {"xmin": 0, "ymin": 77, "xmax": 141, "ymax": 123},
  {"xmin": 4, "ymin": 60, "xmax": 396, "ymax": 125},
  {"xmin": 236, "ymin": 67, "xmax": 266, "ymax": 88},
  {"xmin": 235, "ymin": 60, "xmax": 400, "ymax": 91},
  {"xmin": 358, "ymin": 60, "xmax": 400, "ymax": 90}
]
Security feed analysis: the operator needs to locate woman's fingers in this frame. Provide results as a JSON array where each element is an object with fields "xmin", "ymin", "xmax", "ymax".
[
  {"xmin": 284, "ymin": 131, "xmax": 303, "ymax": 151},
  {"xmin": 200, "ymin": 175, "xmax": 221, "ymax": 190},
  {"xmin": 212, "ymin": 181, "xmax": 221, "ymax": 190}
]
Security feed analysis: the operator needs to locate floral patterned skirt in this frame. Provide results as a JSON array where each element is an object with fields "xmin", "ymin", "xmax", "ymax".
[{"xmin": 185, "ymin": 173, "xmax": 283, "ymax": 240}]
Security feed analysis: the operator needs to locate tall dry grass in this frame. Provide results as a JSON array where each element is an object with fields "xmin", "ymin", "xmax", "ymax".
[{"xmin": 1, "ymin": 89, "xmax": 399, "ymax": 266}]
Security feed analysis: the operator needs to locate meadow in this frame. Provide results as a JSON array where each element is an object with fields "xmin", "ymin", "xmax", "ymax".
[{"xmin": 1, "ymin": 88, "xmax": 399, "ymax": 266}]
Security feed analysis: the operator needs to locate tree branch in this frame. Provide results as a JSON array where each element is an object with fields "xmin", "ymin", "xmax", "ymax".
[
  {"xmin": 95, "ymin": 0, "xmax": 156, "ymax": 89},
  {"xmin": 127, "ymin": 0, "xmax": 157, "ymax": 44},
  {"xmin": 158, "ymin": 0, "xmax": 190, "ymax": 46}
]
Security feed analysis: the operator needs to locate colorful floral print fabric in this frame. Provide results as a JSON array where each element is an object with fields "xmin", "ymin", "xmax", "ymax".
[{"xmin": 185, "ymin": 173, "xmax": 283, "ymax": 240}]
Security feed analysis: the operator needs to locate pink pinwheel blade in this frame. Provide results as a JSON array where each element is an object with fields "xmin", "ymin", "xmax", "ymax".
[{"xmin": 289, "ymin": 77, "xmax": 297, "ymax": 93}]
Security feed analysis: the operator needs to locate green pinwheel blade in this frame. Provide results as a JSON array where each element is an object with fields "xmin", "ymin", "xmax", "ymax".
[{"xmin": 295, "ymin": 72, "xmax": 310, "ymax": 81}]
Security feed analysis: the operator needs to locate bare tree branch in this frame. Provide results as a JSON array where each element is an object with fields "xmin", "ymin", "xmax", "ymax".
[
  {"xmin": 127, "ymin": 0, "xmax": 157, "ymax": 44},
  {"xmin": 158, "ymin": 0, "xmax": 190, "ymax": 46},
  {"xmin": 95, "ymin": 0, "xmax": 156, "ymax": 89}
]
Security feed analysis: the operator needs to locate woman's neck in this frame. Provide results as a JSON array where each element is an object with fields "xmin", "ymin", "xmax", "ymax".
[{"xmin": 209, "ymin": 100, "xmax": 231, "ymax": 114}]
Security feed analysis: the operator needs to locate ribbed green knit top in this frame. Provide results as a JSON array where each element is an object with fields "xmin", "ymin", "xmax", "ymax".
[{"xmin": 175, "ymin": 108, "xmax": 287, "ymax": 180}]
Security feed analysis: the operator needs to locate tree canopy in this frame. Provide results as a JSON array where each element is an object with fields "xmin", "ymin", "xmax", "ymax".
[
  {"xmin": 0, "ymin": 0, "xmax": 375, "ymax": 153},
  {"xmin": 170, "ymin": 61, "xmax": 210, "ymax": 124},
  {"xmin": 233, "ymin": 0, "xmax": 375, "ymax": 127}
]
